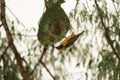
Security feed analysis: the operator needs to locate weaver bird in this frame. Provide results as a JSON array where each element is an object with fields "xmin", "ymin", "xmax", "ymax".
[{"xmin": 56, "ymin": 31, "xmax": 84, "ymax": 50}]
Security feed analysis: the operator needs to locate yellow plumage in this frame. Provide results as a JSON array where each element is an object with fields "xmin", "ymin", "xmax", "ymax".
[{"xmin": 56, "ymin": 31, "xmax": 84, "ymax": 51}]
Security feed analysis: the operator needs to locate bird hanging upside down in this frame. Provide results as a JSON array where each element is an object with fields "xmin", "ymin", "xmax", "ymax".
[{"xmin": 56, "ymin": 31, "xmax": 84, "ymax": 51}]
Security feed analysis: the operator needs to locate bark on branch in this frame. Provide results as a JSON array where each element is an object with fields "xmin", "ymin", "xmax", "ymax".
[
  {"xmin": 1, "ymin": 0, "xmax": 30, "ymax": 80},
  {"xmin": 39, "ymin": 46, "xmax": 56, "ymax": 80},
  {"xmin": 94, "ymin": 0, "xmax": 120, "ymax": 61}
]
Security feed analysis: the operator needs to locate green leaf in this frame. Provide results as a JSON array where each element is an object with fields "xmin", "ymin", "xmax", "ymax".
[
  {"xmin": 115, "ymin": 27, "xmax": 120, "ymax": 35},
  {"xmin": 112, "ymin": 15, "xmax": 117, "ymax": 27},
  {"xmin": 115, "ymin": 42, "xmax": 120, "ymax": 53}
]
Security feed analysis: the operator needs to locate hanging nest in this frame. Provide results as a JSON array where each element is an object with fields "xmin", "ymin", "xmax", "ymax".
[{"xmin": 37, "ymin": 2, "xmax": 70, "ymax": 45}]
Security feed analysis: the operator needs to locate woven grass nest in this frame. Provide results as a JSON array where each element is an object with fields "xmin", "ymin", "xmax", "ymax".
[{"xmin": 37, "ymin": 2, "xmax": 70, "ymax": 45}]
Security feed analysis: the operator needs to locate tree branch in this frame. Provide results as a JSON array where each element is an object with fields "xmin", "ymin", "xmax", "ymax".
[
  {"xmin": 30, "ymin": 46, "xmax": 55, "ymax": 80},
  {"xmin": 94, "ymin": 0, "xmax": 120, "ymax": 61},
  {"xmin": 0, "ymin": 45, "xmax": 9, "ymax": 62},
  {"xmin": 1, "ymin": 0, "xmax": 30, "ymax": 80},
  {"xmin": 39, "ymin": 46, "xmax": 56, "ymax": 80}
]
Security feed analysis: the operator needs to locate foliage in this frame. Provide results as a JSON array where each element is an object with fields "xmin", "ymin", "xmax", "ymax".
[
  {"xmin": 0, "ymin": 0, "xmax": 120, "ymax": 80},
  {"xmin": 98, "ymin": 51, "xmax": 120, "ymax": 80}
]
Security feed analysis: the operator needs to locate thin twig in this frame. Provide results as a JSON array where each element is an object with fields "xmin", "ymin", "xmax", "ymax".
[
  {"xmin": 1, "ymin": 0, "xmax": 30, "ymax": 80},
  {"xmin": 40, "ymin": 61, "xmax": 55, "ymax": 80},
  {"xmin": 44, "ymin": 0, "xmax": 48, "ymax": 9},
  {"xmin": 39, "ymin": 46, "xmax": 56, "ymax": 80},
  {"xmin": 39, "ymin": 46, "xmax": 48, "ymax": 62},
  {"xmin": 6, "ymin": 6, "xmax": 28, "ymax": 31},
  {"xmin": 0, "ymin": 45, "xmax": 9, "ymax": 62},
  {"xmin": 94, "ymin": 0, "xmax": 120, "ymax": 61},
  {"xmin": 3, "ymin": 53, "xmax": 6, "ymax": 80},
  {"xmin": 31, "ymin": 46, "xmax": 55, "ymax": 79},
  {"xmin": 30, "ymin": 62, "xmax": 39, "ymax": 75}
]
